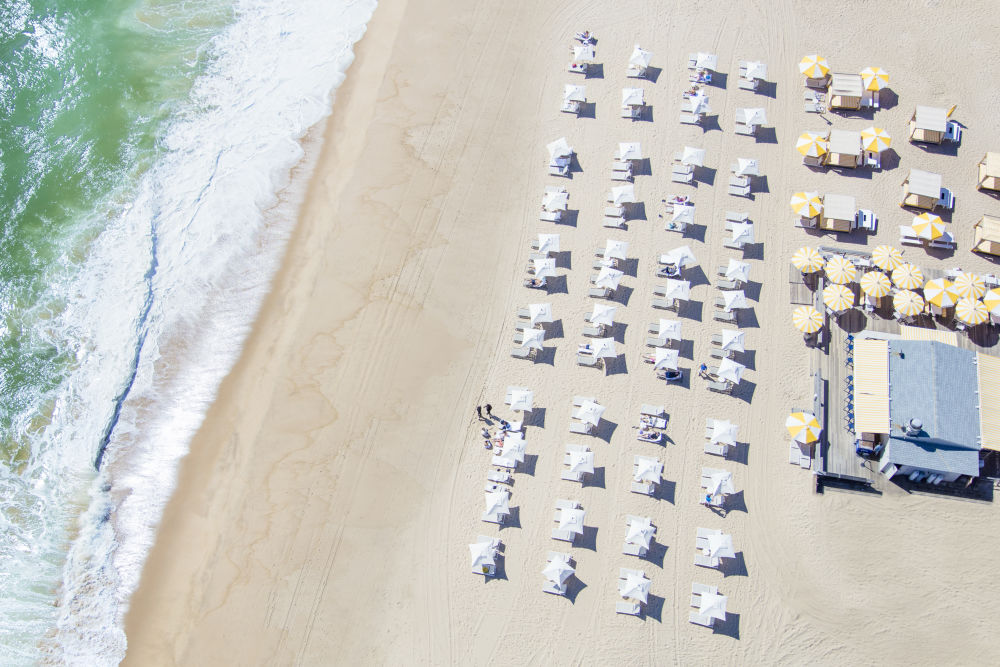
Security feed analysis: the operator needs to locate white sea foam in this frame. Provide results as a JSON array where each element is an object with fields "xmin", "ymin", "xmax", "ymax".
[{"xmin": 30, "ymin": 0, "xmax": 378, "ymax": 663}]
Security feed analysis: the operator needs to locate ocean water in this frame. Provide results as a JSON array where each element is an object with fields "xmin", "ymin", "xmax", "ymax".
[{"xmin": 0, "ymin": 0, "xmax": 377, "ymax": 663}]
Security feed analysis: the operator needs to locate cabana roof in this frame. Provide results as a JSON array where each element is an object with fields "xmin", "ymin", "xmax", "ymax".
[
  {"xmin": 829, "ymin": 72, "xmax": 863, "ymax": 98},
  {"xmin": 904, "ymin": 168, "xmax": 942, "ymax": 198},
  {"xmin": 822, "ymin": 193, "xmax": 856, "ymax": 221},
  {"xmin": 912, "ymin": 105, "xmax": 948, "ymax": 132},
  {"xmin": 828, "ymin": 130, "xmax": 861, "ymax": 156}
]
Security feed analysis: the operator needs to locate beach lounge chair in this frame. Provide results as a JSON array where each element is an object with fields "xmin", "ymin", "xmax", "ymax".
[
  {"xmin": 572, "ymin": 395, "xmax": 596, "ymax": 407},
  {"xmin": 604, "ymin": 205, "xmax": 625, "ymax": 218},
  {"xmin": 726, "ymin": 211, "xmax": 749, "ymax": 223},
  {"xmin": 603, "ymin": 216, "xmax": 626, "ymax": 229},
  {"xmin": 645, "ymin": 336, "xmax": 667, "ymax": 348},
  {"xmin": 734, "ymin": 123, "xmax": 754, "ymax": 136},
  {"xmin": 616, "ymin": 601, "xmax": 641, "ymax": 615},
  {"xmin": 576, "ymin": 354, "xmax": 602, "ymax": 369},
  {"xmin": 651, "ymin": 298, "xmax": 677, "ymax": 311},
  {"xmin": 715, "ymin": 279, "xmax": 739, "ymax": 290},
  {"xmin": 694, "ymin": 553, "xmax": 720, "ymax": 569},
  {"xmin": 641, "ymin": 403, "xmax": 664, "ymax": 417},
  {"xmin": 540, "ymin": 210, "xmax": 562, "ymax": 222},
  {"xmin": 583, "ymin": 324, "xmax": 606, "ymax": 338},
  {"xmin": 511, "ymin": 347, "xmax": 532, "ymax": 359},
  {"xmin": 569, "ymin": 419, "xmax": 594, "ymax": 435},
  {"xmin": 549, "ymin": 164, "xmax": 570, "ymax": 178},
  {"xmin": 738, "ymin": 78, "xmax": 756, "ymax": 91},
  {"xmin": 709, "ymin": 348, "xmax": 732, "ymax": 360},
  {"xmin": 631, "ymin": 480, "xmax": 654, "ymax": 496},
  {"xmin": 689, "ymin": 611, "xmax": 716, "ymax": 627},
  {"xmin": 679, "ymin": 112, "xmax": 701, "ymax": 126},
  {"xmin": 704, "ymin": 441, "xmax": 728, "ymax": 457},
  {"xmin": 488, "ymin": 470, "xmax": 511, "ymax": 484},
  {"xmin": 707, "ymin": 380, "xmax": 731, "ymax": 394},
  {"xmin": 611, "ymin": 170, "xmax": 633, "ymax": 183},
  {"xmin": 588, "ymin": 287, "xmax": 612, "ymax": 299},
  {"xmin": 713, "ymin": 310, "xmax": 737, "ymax": 324}
]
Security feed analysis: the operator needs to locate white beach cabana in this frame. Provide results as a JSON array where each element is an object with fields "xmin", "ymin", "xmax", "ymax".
[
  {"xmin": 828, "ymin": 72, "xmax": 864, "ymax": 110},
  {"xmin": 977, "ymin": 153, "xmax": 1000, "ymax": 192},
  {"xmin": 827, "ymin": 130, "xmax": 862, "ymax": 168},
  {"xmin": 820, "ymin": 193, "xmax": 857, "ymax": 232},
  {"xmin": 901, "ymin": 168, "xmax": 943, "ymax": 210},
  {"xmin": 909, "ymin": 106, "xmax": 948, "ymax": 144}
]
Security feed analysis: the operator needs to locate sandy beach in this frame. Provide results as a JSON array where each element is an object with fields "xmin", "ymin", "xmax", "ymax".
[{"xmin": 124, "ymin": 1, "xmax": 1000, "ymax": 664}]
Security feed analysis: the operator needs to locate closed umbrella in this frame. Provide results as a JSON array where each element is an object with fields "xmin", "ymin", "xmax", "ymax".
[
  {"xmin": 791, "ymin": 247, "xmax": 825, "ymax": 273},
  {"xmin": 953, "ymin": 272, "xmax": 987, "ymax": 299},
  {"xmin": 893, "ymin": 290, "xmax": 924, "ymax": 317},
  {"xmin": 792, "ymin": 305, "xmax": 824, "ymax": 333},
  {"xmin": 871, "ymin": 245, "xmax": 903, "ymax": 271},
  {"xmin": 825, "ymin": 256, "xmax": 857, "ymax": 284},
  {"xmin": 653, "ymin": 347, "xmax": 679, "ymax": 370},
  {"xmin": 860, "ymin": 126, "xmax": 891, "ymax": 153},
  {"xmin": 891, "ymin": 263, "xmax": 924, "ymax": 290},
  {"xmin": 823, "ymin": 284, "xmax": 855, "ymax": 312},
  {"xmin": 716, "ymin": 358, "xmax": 745, "ymax": 384},
  {"xmin": 528, "ymin": 303, "xmax": 553, "ymax": 326},
  {"xmin": 956, "ymin": 298, "xmax": 988, "ymax": 325},
  {"xmin": 799, "ymin": 54, "xmax": 829, "ymax": 78},
  {"xmin": 860, "ymin": 271, "xmax": 892, "ymax": 298},
  {"xmin": 924, "ymin": 278, "xmax": 959, "ymax": 308},
  {"xmin": 796, "ymin": 132, "xmax": 828, "ymax": 158},
  {"xmin": 786, "ymin": 412, "xmax": 821, "ymax": 443},
  {"xmin": 789, "ymin": 191, "xmax": 823, "ymax": 218},
  {"xmin": 860, "ymin": 66, "xmax": 889, "ymax": 91}
]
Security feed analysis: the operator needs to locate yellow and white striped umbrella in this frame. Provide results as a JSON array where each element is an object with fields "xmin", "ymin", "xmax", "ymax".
[
  {"xmin": 871, "ymin": 245, "xmax": 903, "ymax": 271},
  {"xmin": 823, "ymin": 284, "xmax": 855, "ymax": 312},
  {"xmin": 786, "ymin": 412, "xmax": 822, "ymax": 444},
  {"xmin": 824, "ymin": 256, "xmax": 857, "ymax": 284},
  {"xmin": 790, "ymin": 191, "xmax": 823, "ymax": 217},
  {"xmin": 924, "ymin": 278, "xmax": 959, "ymax": 308},
  {"xmin": 860, "ymin": 270, "xmax": 892, "ymax": 297},
  {"xmin": 860, "ymin": 66, "xmax": 889, "ymax": 91},
  {"xmin": 912, "ymin": 213, "xmax": 946, "ymax": 240},
  {"xmin": 791, "ymin": 246, "xmax": 825, "ymax": 273},
  {"xmin": 800, "ymin": 55, "xmax": 830, "ymax": 78},
  {"xmin": 891, "ymin": 263, "xmax": 924, "ymax": 290},
  {"xmin": 796, "ymin": 132, "xmax": 828, "ymax": 157},
  {"xmin": 952, "ymin": 272, "xmax": 987, "ymax": 299},
  {"xmin": 983, "ymin": 287, "xmax": 1000, "ymax": 315},
  {"xmin": 893, "ymin": 290, "xmax": 924, "ymax": 317},
  {"xmin": 955, "ymin": 297, "xmax": 988, "ymax": 325},
  {"xmin": 792, "ymin": 305, "xmax": 824, "ymax": 333},
  {"xmin": 860, "ymin": 126, "xmax": 891, "ymax": 153}
]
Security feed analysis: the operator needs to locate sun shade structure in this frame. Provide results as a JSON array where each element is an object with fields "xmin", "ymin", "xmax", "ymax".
[
  {"xmin": 973, "ymin": 215, "xmax": 1000, "ymax": 256},
  {"xmin": 679, "ymin": 146, "xmax": 706, "ymax": 167},
  {"xmin": 796, "ymin": 132, "xmax": 828, "ymax": 157},
  {"xmin": 621, "ymin": 87, "xmax": 645, "ymax": 107},
  {"xmin": 656, "ymin": 318, "xmax": 683, "ymax": 340},
  {"xmin": 893, "ymin": 290, "xmax": 924, "ymax": 317},
  {"xmin": 792, "ymin": 305, "xmax": 823, "ymax": 332},
  {"xmin": 790, "ymin": 191, "xmax": 822, "ymax": 218},
  {"xmin": 618, "ymin": 142, "xmax": 642, "ymax": 161},
  {"xmin": 663, "ymin": 279, "xmax": 691, "ymax": 301},
  {"xmin": 547, "ymin": 137, "xmax": 574, "ymax": 161},
  {"xmin": 469, "ymin": 539, "xmax": 496, "ymax": 573},
  {"xmin": 574, "ymin": 400, "xmax": 605, "ymax": 426},
  {"xmin": 823, "ymin": 284, "xmax": 855, "ymax": 312},
  {"xmin": 786, "ymin": 412, "xmax": 821, "ymax": 443},
  {"xmin": 892, "ymin": 263, "xmax": 924, "ymax": 290},
  {"xmin": 734, "ymin": 158, "xmax": 760, "ymax": 176},
  {"xmin": 589, "ymin": 303, "xmax": 617, "ymax": 327},
  {"xmin": 735, "ymin": 107, "xmax": 767, "ymax": 127},
  {"xmin": 699, "ymin": 592, "xmax": 728, "ymax": 621},
  {"xmin": 704, "ymin": 532, "xmax": 736, "ymax": 559},
  {"xmin": 484, "ymin": 490, "xmax": 510, "ymax": 517},
  {"xmin": 605, "ymin": 239, "xmax": 629, "ymax": 261},
  {"xmin": 861, "ymin": 126, "xmax": 891, "ymax": 153},
  {"xmin": 860, "ymin": 66, "xmax": 889, "ymax": 91},
  {"xmin": 924, "ymin": 278, "xmax": 959, "ymax": 309},
  {"xmin": 533, "ymin": 257, "xmax": 557, "ymax": 280},
  {"xmin": 625, "ymin": 517, "xmax": 656, "ymax": 550},
  {"xmin": 590, "ymin": 337, "xmax": 617, "ymax": 359},
  {"xmin": 508, "ymin": 387, "xmax": 534, "ymax": 412},
  {"xmin": 537, "ymin": 233, "xmax": 560, "ymax": 254},
  {"xmin": 629, "ymin": 45, "xmax": 652, "ymax": 69},
  {"xmin": 708, "ymin": 470, "xmax": 735, "ymax": 497},
  {"xmin": 978, "ymin": 153, "xmax": 1000, "ymax": 192},
  {"xmin": 686, "ymin": 93, "xmax": 711, "ymax": 115},
  {"xmin": 953, "ymin": 273, "xmax": 986, "ymax": 300},
  {"xmin": 653, "ymin": 347, "xmax": 679, "ymax": 370},
  {"xmin": 661, "ymin": 245, "xmax": 697, "ymax": 268},
  {"xmin": 573, "ymin": 45, "xmax": 595, "ymax": 62},
  {"xmin": 956, "ymin": 298, "xmax": 988, "ymax": 325},
  {"xmin": 709, "ymin": 419, "xmax": 739, "ymax": 445},
  {"xmin": 909, "ymin": 106, "xmax": 948, "ymax": 144},
  {"xmin": 984, "ymin": 288, "xmax": 1000, "ymax": 315},
  {"xmin": 558, "ymin": 507, "xmax": 586, "ymax": 535},
  {"xmin": 860, "ymin": 271, "xmax": 892, "ymax": 298},
  {"xmin": 827, "ymin": 130, "xmax": 862, "ymax": 167},
  {"xmin": 799, "ymin": 54, "xmax": 829, "ymax": 78},
  {"xmin": 720, "ymin": 329, "xmax": 745, "ymax": 353},
  {"xmin": 609, "ymin": 183, "xmax": 637, "ymax": 205},
  {"xmin": 820, "ymin": 193, "xmax": 856, "ymax": 231},
  {"xmin": 499, "ymin": 433, "xmax": 526, "ymax": 462},
  {"xmin": 594, "ymin": 266, "xmax": 624, "ymax": 290},
  {"xmin": 731, "ymin": 222, "xmax": 754, "ymax": 246},
  {"xmin": 871, "ymin": 245, "xmax": 903, "ymax": 271},
  {"xmin": 912, "ymin": 212, "xmax": 945, "ymax": 240},
  {"xmin": 722, "ymin": 290, "xmax": 748, "ymax": 311},
  {"xmin": 716, "ymin": 358, "xmax": 745, "ymax": 384},
  {"xmin": 828, "ymin": 72, "xmax": 864, "ymax": 110},
  {"xmin": 619, "ymin": 573, "xmax": 651, "ymax": 604},
  {"xmin": 725, "ymin": 258, "xmax": 751, "ymax": 283},
  {"xmin": 791, "ymin": 246, "xmax": 825, "ymax": 273},
  {"xmin": 901, "ymin": 168, "xmax": 943, "ymax": 209},
  {"xmin": 634, "ymin": 457, "xmax": 663, "ymax": 484},
  {"xmin": 528, "ymin": 302, "xmax": 553, "ymax": 326},
  {"xmin": 744, "ymin": 61, "xmax": 767, "ymax": 80},
  {"xmin": 542, "ymin": 555, "xmax": 575, "ymax": 585},
  {"xmin": 541, "ymin": 186, "xmax": 569, "ymax": 211},
  {"xmin": 824, "ymin": 256, "xmax": 857, "ymax": 284},
  {"xmin": 519, "ymin": 327, "xmax": 545, "ymax": 350},
  {"xmin": 567, "ymin": 448, "xmax": 595, "ymax": 475}
]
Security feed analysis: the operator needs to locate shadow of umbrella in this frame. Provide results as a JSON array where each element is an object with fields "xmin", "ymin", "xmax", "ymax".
[{"xmin": 836, "ymin": 309, "xmax": 869, "ymax": 333}]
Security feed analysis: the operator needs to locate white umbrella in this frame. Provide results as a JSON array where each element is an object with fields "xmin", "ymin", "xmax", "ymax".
[
  {"xmin": 694, "ymin": 52, "xmax": 718, "ymax": 70},
  {"xmin": 625, "ymin": 517, "xmax": 656, "ymax": 549},
  {"xmin": 573, "ymin": 45, "xmax": 595, "ymax": 62},
  {"xmin": 672, "ymin": 205, "xmax": 695, "ymax": 224},
  {"xmin": 716, "ymin": 358, "xmax": 745, "ymax": 385},
  {"xmin": 744, "ymin": 61, "xmax": 767, "ymax": 80},
  {"xmin": 653, "ymin": 347, "xmax": 679, "ymax": 370},
  {"xmin": 710, "ymin": 419, "xmax": 739, "ymax": 446},
  {"xmin": 500, "ymin": 433, "xmax": 526, "ymax": 462},
  {"xmin": 618, "ymin": 142, "xmax": 642, "ymax": 160},
  {"xmin": 559, "ymin": 507, "xmax": 586, "ymax": 535},
  {"xmin": 469, "ymin": 540, "xmax": 496, "ymax": 570},
  {"xmin": 704, "ymin": 533, "xmax": 735, "ymax": 559},
  {"xmin": 739, "ymin": 107, "xmax": 767, "ymax": 126},
  {"xmin": 629, "ymin": 45, "xmax": 652, "ymax": 69},
  {"xmin": 591, "ymin": 337, "xmax": 617, "ymax": 359},
  {"xmin": 589, "ymin": 303, "xmax": 617, "ymax": 327},
  {"xmin": 542, "ymin": 556, "xmax": 575, "ymax": 585},
  {"xmin": 622, "ymin": 87, "xmax": 645, "ymax": 107},
  {"xmin": 731, "ymin": 222, "xmax": 754, "ymax": 246},
  {"xmin": 709, "ymin": 470, "xmax": 735, "ymax": 496},
  {"xmin": 720, "ymin": 329, "xmax": 745, "ymax": 353},
  {"xmin": 484, "ymin": 490, "xmax": 510, "ymax": 517},
  {"xmin": 568, "ymin": 449, "xmax": 595, "ymax": 475},
  {"xmin": 508, "ymin": 388, "xmax": 534, "ymax": 412},
  {"xmin": 541, "ymin": 187, "xmax": 569, "ymax": 211},
  {"xmin": 528, "ymin": 302, "xmax": 553, "ymax": 326},
  {"xmin": 658, "ymin": 318, "xmax": 682, "ymax": 340},
  {"xmin": 547, "ymin": 137, "xmax": 573, "ymax": 161},
  {"xmin": 610, "ymin": 183, "xmax": 636, "ymax": 204},
  {"xmin": 686, "ymin": 93, "xmax": 711, "ymax": 115},
  {"xmin": 520, "ymin": 327, "xmax": 545, "ymax": 350},
  {"xmin": 536, "ymin": 233, "xmax": 560, "ymax": 254},
  {"xmin": 619, "ymin": 573, "xmax": 650, "ymax": 604},
  {"xmin": 605, "ymin": 238, "xmax": 629, "ymax": 260},
  {"xmin": 661, "ymin": 245, "xmax": 697, "ymax": 268},
  {"xmin": 699, "ymin": 592, "xmax": 728, "ymax": 621},
  {"xmin": 680, "ymin": 146, "xmax": 706, "ymax": 167},
  {"xmin": 663, "ymin": 278, "xmax": 691, "ymax": 301},
  {"xmin": 574, "ymin": 400, "xmax": 605, "ymax": 426},
  {"xmin": 533, "ymin": 257, "xmax": 557, "ymax": 280},
  {"xmin": 725, "ymin": 258, "xmax": 751, "ymax": 283},
  {"xmin": 563, "ymin": 83, "xmax": 586, "ymax": 103},
  {"xmin": 723, "ymin": 290, "xmax": 748, "ymax": 311},
  {"xmin": 734, "ymin": 158, "xmax": 760, "ymax": 176},
  {"xmin": 634, "ymin": 458, "xmax": 662, "ymax": 484},
  {"xmin": 594, "ymin": 266, "xmax": 624, "ymax": 290}
]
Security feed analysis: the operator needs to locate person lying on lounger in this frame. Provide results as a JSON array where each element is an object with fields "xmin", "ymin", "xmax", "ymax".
[{"xmin": 524, "ymin": 277, "xmax": 547, "ymax": 288}]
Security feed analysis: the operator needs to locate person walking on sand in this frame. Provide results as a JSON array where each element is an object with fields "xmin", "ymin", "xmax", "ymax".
[
  {"xmin": 485, "ymin": 404, "xmax": 493, "ymax": 417},
  {"xmin": 476, "ymin": 405, "xmax": 483, "ymax": 420},
  {"xmin": 698, "ymin": 363, "xmax": 708, "ymax": 378}
]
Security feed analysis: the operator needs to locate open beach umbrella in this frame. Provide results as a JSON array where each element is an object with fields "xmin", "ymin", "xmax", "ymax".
[
  {"xmin": 860, "ymin": 126, "xmax": 891, "ymax": 153},
  {"xmin": 591, "ymin": 337, "xmax": 617, "ymax": 359},
  {"xmin": 567, "ymin": 449, "xmax": 595, "ymax": 475},
  {"xmin": 563, "ymin": 84, "xmax": 586, "ymax": 105},
  {"xmin": 860, "ymin": 271, "xmax": 892, "ymax": 298},
  {"xmin": 871, "ymin": 245, "xmax": 903, "ymax": 271},
  {"xmin": 792, "ymin": 305, "xmax": 824, "ymax": 333},
  {"xmin": 542, "ymin": 556, "xmax": 575, "ymax": 585},
  {"xmin": 661, "ymin": 245, "xmax": 697, "ymax": 269},
  {"xmin": 824, "ymin": 256, "xmax": 857, "ymax": 284},
  {"xmin": 891, "ymin": 263, "xmax": 924, "ymax": 290},
  {"xmin": 537, "ymin": 233, "xmax": 560, "ymax": 254},
  {"xmin": 786, "ymin": 412, "xmax": 821, "ymax": 444},
  {"xmin": 893, "ymin": 290, "xmax": 924, "ymax": 317},
  {"xmin": 983, "ymin": 288, "xmax": 1000, "ymax": 315},
  {"xmin": 694, "ymin": 52, "xmax": 718, "ymax": 70},
  {"xmin": 618, "ymin": 142, "xmax": 642, "ymax": 161},
  {"xmin": 619, "ymin": 573, "xmax": 651, "ymax": 604},
  {"xmin": 622, "ymin": 87, "xmax": 645, "ymax": 107},
  {"xmin": 708, "ymin": 470, "xmax": 735, "ymax": 496},
  {"xmin": 520, "ymin": 327, "xmax": 545, "ymax": 350},
  {"xmin": 653, "ymin": 347, "xmax": 679, "ymax": 371},
  {"xmin": 589, "ymin": 303, "xmax": 617, "ymax": 327},
  {"xmin": 594, "ymin": 266, "xmax": 624, "ymax": 290},
  {"xmin": 745, "ymin": 61, "xmax": 767, "ymax": 80},
  {"xmin": 533, "ymin": 257, "xmax": 557, "ymax": 280},
  {"xmin": 956, "ymin": 298, "xmax": 988, "ymax": 325},
  {"xmin": 710, "ymin": 419, "xmax": 739, "ymax": 446},
  {"xmin": 739, "ymin": 107, "xmax": 767, "ymax": 127},
  {"xmin": 558, "ymin": 507, "xmax": 586, "ymax": 535},
  {"xmin": 547, "ymin": 137, "xmax": 573, "ymax": 161},
  {"xmin": 705, "ymin": 532, "xmax": 736, "ymax": 559},
  {"xmin": 686, "ymin": 92, "xmax": 711, "ymax": 115},
  {"xmin": 605, "ymin": 239, "xmax": 629, "ymax": 261},
  {"xmin": 924, "ymin": 278, "xmax": 959, "ymax": 308},
  {"xmin": 634, "ymin": 458, "xmax": 662, "ymax": 483},
  {"xmin": 790, "ymin": 191, "xmax": 823, "ymax": 218},
  {"xmin": 680, "ymin": 146, "xmax": 706, "ymax": 167},
  {"xmin": 953, "ymin": 273, "xmax": 987, "ymax": 300},
  {"xmin": 500, "ymin": 433, "xmax": 526, "ymax": 462},
  {"xmin": 484, "ymin": 490, "xmax": 510, "ymax": 517},
  {"xmin": 860, "ymin": 66, "xmax": 889, "ymax": 91},
  {"xmin": 508, "ymin": 388, "xmax": 534, "ymax": 412},
  {"xmin": 799, "ymin": 54, "xmax": 829, "ymax": 78},
  {"xmin": 699, "ymin": 592, "xmax": 728, "ymax": 621},
  {"xmin": 720, "ymin": 329, "xmax": 745, "ymax": 353},
  {"xmin": 664, "ymin": 278, "xmax": 691, "ymax": 301},
  {"xmin": 672, "ymin": 205, "xmax": 695, "ymax": 224},
  {"xmin": 574, "ymin": 400, "xmax": 605, "ymax": 426},
  {"xmin": 625, "ymin": 517, "xmax": 656, "ymax": 549},
  {"xmin": 629, "ymin": 45, "xmax": 652, "ymax": 69},
  {"xmin": 470, "ymin": 540, "xmax": 496, "ymax": 571},
  {"xmin": 823, "ymin": 284, "xmax": 855, "ymax": 312},
  {"xmin": 912, "ymin": 213, "xmax": 946, "ymax": 240},
  {"xmin": 658, "ymin": 318, "xmax": 683, "ymax": 340},
  {"xmin": 725, "ymin": 258, "xmax": 751, "ymax": 283},
  {"xmin": 716, "ymin": 358, "xmax": 745, "ymax": 385},
  {"xmin": 731, "ymin": 222, "xmax": 754, "ymax": 246},
  {"xmin": 734, "ymin": 158, "xmax": 760, "ymax": 176},
  {"xmin": 610, "ymin": 183, "xmax": 637, "ymax": 205},
  {"xmin": 796, "ymin": 132, "xmax": 828, "ymax": 158},
  {"xmin": 722, "ymin": 290, "xmax": 748, "ymax": 311},
  {"xmin": 528, "ymin": 303, "xmax": 553, "ymax": 326},
  {"xmin": 573, "ymin": 45, "xmax": 595, "ymax": 62},
  {"xmin": 542, "ymin": 187, "xmax": 569, "ymax": 211}
]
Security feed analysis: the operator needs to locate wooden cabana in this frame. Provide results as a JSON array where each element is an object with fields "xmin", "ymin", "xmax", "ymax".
[
  {"xmin": 828, "ymin": 73, "xmax": 863, "ymax": 110},
  {"xmin": 972, "ymin": 214, "xmax": 1000, "ymax": 256},
  {"xmin": 827, "ymin": 130, "xmax": 862, "ymax": 168},
  {"xmin": 908, "ymin": 106, "xmax": 947, "ymax": 144},
  {"xmin": 901, "ymin": 168, "xmax": 942, "ymax": 210},
  {"xmin": 820, "ymin": 194, "xmax": 856, "ymax": 232},
  {"xmin": 977, "ymin": 153, "xmax": 1000, "ymax": 192}
]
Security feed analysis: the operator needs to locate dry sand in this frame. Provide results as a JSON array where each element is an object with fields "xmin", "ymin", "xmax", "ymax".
[{"xmin": 124, "ymin": 0, "xmax": 1000, "ymax": 664}]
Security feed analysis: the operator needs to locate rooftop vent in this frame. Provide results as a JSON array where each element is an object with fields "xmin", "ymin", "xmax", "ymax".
[{"xmin": 905, "ymin": 418, "xmax": 923, "ymax": 436}]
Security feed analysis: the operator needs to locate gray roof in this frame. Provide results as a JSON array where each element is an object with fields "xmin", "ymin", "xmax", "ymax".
[
  {"xmin": 883, "ymin": 340, "xmax": 981, "ymax": 474},
  {"xmin": 913, "ymin": 105, "xmax": 947, "ymax": 132},
  {"xmin": 829, "ymin": 130, "xmax": 861, "ymax": 156},
  {"xmin": 823, "ymin": 193, "xmax": 856, "ymax": 221},
  {"xmin": 904, "ymin": 168, "xmax": 942, "ymax": 198},
  {"xmin": 830, "ymin": 72, "xmax": 863, "ymax": 97}
]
